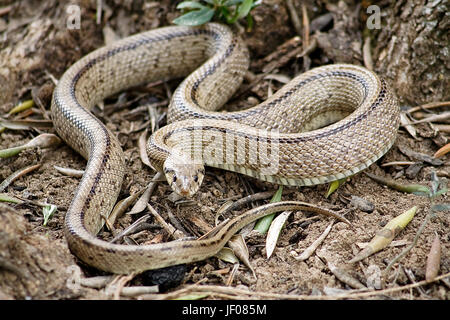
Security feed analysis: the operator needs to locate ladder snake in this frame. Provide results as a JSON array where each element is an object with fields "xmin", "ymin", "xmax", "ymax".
[{"xmin": 51, "ymin": 23, "xmax": 399, "ymax": 274}]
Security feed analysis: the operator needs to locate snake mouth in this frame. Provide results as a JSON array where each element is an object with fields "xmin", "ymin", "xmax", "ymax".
[{"xmin": 178, "ymin": 190, "xmax": 191, "ymax": 197}]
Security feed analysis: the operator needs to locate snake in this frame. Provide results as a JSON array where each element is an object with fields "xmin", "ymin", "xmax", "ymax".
[{"xmin": 51, "ymin": 23, "xmax": 399, "ymax": 274}]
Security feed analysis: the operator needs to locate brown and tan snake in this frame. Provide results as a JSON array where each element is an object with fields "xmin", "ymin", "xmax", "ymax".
[{"xmin": 51, "ymin": 23, "xmax": 399, "ymax": 274}]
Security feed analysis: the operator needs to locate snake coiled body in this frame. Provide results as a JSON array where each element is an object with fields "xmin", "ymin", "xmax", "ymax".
[{"xmin": 51, "ymin": 23, "xmax": 399, "ymax": 274}]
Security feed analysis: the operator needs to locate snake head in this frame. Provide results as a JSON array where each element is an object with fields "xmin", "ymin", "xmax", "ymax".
[{"xmin": 163, "ymin": 154, "xmax": 205, "ymax": 197}]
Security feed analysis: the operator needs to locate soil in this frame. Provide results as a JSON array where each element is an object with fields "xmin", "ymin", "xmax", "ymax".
[{"xmin": 0, "ymin": 0, "xmax": 448, "ymax": 300}]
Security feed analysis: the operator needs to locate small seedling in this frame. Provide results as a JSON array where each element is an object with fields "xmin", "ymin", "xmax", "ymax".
[{"xmin": 173, "ymin": 0, "xmax": 260, "ymax": 27}]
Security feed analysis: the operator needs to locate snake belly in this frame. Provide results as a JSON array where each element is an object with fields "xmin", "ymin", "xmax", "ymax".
[{"xmin": 51, "ymin": 23, "xmax": 399, "ymax": 274}]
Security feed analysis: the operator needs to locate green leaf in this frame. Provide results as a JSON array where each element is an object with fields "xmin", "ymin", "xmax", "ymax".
[
  {"xmin": 411, "ymin": 186, "xmax": 432, "ymax": 197},
  {"xmin": 224, "ymin": 0, "xmax": 243, "ymax": 5},
  {"xmin": 266, "ymin": 210, "xmax": 292, "ymax": 258},
  {"xmin": 8, "ymin": 99, "xmax": 34, "ymax": 115},
  {"xmin": 253, "ymin": 186, "xmax": 283, "ymax": 234},
  {"xmin": 431, "ymin": 203, "xmax": 450, "ymax": 212},
  {"xmin": 325, "ymin": 178, "xmax": 348, "ymax": 198},
  {"xmin": 176, "ymin": 1, "xmax": 207, "ymax": 10},
  {"xmin": 270, "ymin": 185, "xmax": 283, "ymax": 203},
  {"xmin": 0, "ymin": 146, "xmax": 26, "ymax": 158},
  {"xmin": 173, "ymin": 7, "xmax": 215, "ymax": 26},
  {"xmin": 246, "ymin": 12, "xmax": 254, "ymax": 30},
  {"xmin": 219, "ymin": 5, "xmax": 231, "ymax": 19},
  {"xmin": 0, "ymin": 193, "xmax": 23, "ymax": 204},
  {"xmin": 433, "ymin": 187, "xmax": 448, "ymax": 198},
  {"xmin": 43, "ymin": 204, "xmax": 57, "ymax": 226},
  {"xmin": 430, "ymin": 171, "xmax": 440, "ymax": 195},
  {"xmin": 237, "ymin": 0, "xmax": 253, "ymax": 19}
]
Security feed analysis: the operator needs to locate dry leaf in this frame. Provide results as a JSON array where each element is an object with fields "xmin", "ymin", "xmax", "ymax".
[
  {"xmin": 425, "ymin": 234, "xmax": 441, "ymax": 281},
  {"xmin": 349, "ymin": 206, "xmax": 417, "ymax": 263},
  {"xmin": 227, "ymin": 234, "xmax": 256, "ymax": 278},
  {"xmin": 266, "ymin": 211, "xmax": 292, "ymax": 259},
  {"xmin": 53, "ymin": 165, "xmax": 84, "ymax": 177},
  {"xmin": 0, "ymin": 164, "xmax": 41, "ymax": 192},
  {"xmin": 215, "ymin": 247, "xmax": 239, "ymax": 264}
]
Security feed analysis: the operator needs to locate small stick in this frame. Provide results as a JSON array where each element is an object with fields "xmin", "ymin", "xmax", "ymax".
[
  {"xmin": 434, "ymin": 124, "xmax": 450, "ymax": 133},
  {"xmin": 301, "ymin": 4, "xmax": 310, "ymax": 49},
  {"xmin": 217, "ymin": 190, "xmax": 278, "ymax": 216},
  {"xmin": 292, "ymin": 220, "xmax": 334, "ymax": 261},
  {"xmin": 96, "ymin": 0, "xmax": 102, "ymax": 24},
  {"xmin": 404, "ymin": 267, "xmax": 427, "ymax": 296},
  {"xmin": 226, "ymin": 263, "xmax": 240, "ymax": 286},
  {"xmin": 409, "ymin": 111, "xmax": 450, "ymax": 124},
  {"xmin": 147, "ymin": 203, "xmax": 179, "ymax": 238},
  {"xmin": 79, "ymin": 276, "xmax": 113, "ymax": 289},
  {"xmin": 381, "ymin": 161, "xmax": 415, "ymax": 167},
  {"xmin": 120, "ymin": 286, "xmax": 159, "ymax": 297},
  {"xmin": 110, "ymin": 214, "xmax": 158, "ymax": 243},
  {"xmin": 0, "ymin": 164, "xmax": 41, "ymax": 192},
  {"xmin": 0, "ymin": 5, "xmax": 12, "ymax": 17},
  {"xmin": 407, "ymin": 101, "xmax": 450, "ymax": 114},
  {"xmin": 327, "ymin": 261, "xmax": 366, "ymax": 289},
  {"xmin": 363, "ymin": 37, "xmax": 374, "ymax": 71},
  {"xmin": 112, "ymin": 273, "xmax": 136, "ymax": 300},
  {"xmin": 286, "ymin": 0, "xmax": 302, "ymax": 36}
]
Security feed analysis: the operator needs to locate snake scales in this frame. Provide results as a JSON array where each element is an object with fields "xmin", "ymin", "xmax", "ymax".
[{"xmin": 51, "ymin": 23, "xmax": 399, "ymax": 274}]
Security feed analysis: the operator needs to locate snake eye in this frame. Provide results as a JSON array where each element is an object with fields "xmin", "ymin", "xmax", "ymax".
[
  {"xmin": 193, "ymin": 175, "xmax": 198, "ymax": 182},
  {"xmin": 172, "ymin": 175, "xmax": 177, "ymax": 182}
]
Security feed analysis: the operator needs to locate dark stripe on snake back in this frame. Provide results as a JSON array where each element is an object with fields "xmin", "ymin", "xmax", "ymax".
[
  {"xmin": 162, "ymin": 76, "xmax": 388, "ymax": 144},
  {"xmin": 60, "ymin": 28, "xmax": 227, "ymax": 226}
]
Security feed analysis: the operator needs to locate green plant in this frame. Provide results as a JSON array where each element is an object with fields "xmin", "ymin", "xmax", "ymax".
[
  {"xmin": 383, "ymin": 171, "xmax": 448, "ymax": 273},
  {"xmin": 173, "ymin": 0, "xmax": 260, "ymax": 27}
]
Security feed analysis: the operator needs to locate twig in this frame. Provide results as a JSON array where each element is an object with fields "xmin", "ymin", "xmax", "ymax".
[
  {"xmin": 434, "ymin": 142, "xmax": 450, "ymax": 158},
  {"xmin": 292, "ymin": 220, "xmax": 334, "ymax": 261},
  {"xmin": 217, "ymin": 190, "xmax": 289, "ymax": 217},
  {"xmin": 112, "ymin": 273, "xmax": 136, "ymax": 300},
  {"xmin": 165, "ymin": 203, "xmax": 190, "ymax": 238},
  {"xmin": 147, "ymin": 203, "xmax": 182, "ymax": 239},
  {"xmin": 407, "ymin": 101, "xmax": 450, "ymax": 114},
  {"xmin": 261, "ymin": 37, "xmax": 316, "ymax": 73},
  {"xmin": 128, "ymin": 174, "xmax": 162, "ymax": 214},
  {"xmin": 79, "ymin": 276, "xmax": 113, "ymax": 289},
  {"xmin": 301, "ymin": 3, "xmax": 310, "ymax": 49},
  {"xmin": 96, "ymin": 0, "xmax": 102, "ymax": 24},
  {"xmin": 141, "ymin": 272, "xmax": 450, "ymax": 300},
  {"xmin": 226, "ymin": 263, "xmax": 240, "ymax": 286},
  {"xmin": 53, "ymin": 165, "xmax": 84, "ymax": 177},
  {"xmin": 0, "ymin": 257, "xmax": 26, "ymax": 278},
  {"xmin": 238, "ymin": 37, "xmax": 317, "ymax": 97},
  {"xmin": 409, "ymin": 111, "xmax": 450, "ymax": 124},
  {"xmin": 434, "ymin": 124, "xmax": 450, "ymax": 133},
  {"xmin": 0, "ymin": 164, "xmax": 41, "ymax": 192},
  {"xmin": 403, "ymin": 266, "xmax": 427, "ymax": 296},
  {"xmin": 120, "ymin": 286, "xmax": 159, "ymax": 297},
  {"xmin": 327, "ymin": 261, "xmax": 366, "ymax": 289},
  {"xmin": 0, "ymin": 5, "xmax": 12, "ymax": 17},
  {"xmin": 363, "ymin": 37, "xmax": 374, "ymax": 71},
  {"xmin": 381, "ymin": 161, "xmax": 415, "ymax": 167},
  {"xmin": 286, "ymin": 0, "xmax": 302, "ymax": 36},
  {"xmin": 301, "ymin": 3, "xmax": 311, "ymax": 70},
  {"xmin": 110, "ymin": 214, "xmax": 159, "ymax": 243}
]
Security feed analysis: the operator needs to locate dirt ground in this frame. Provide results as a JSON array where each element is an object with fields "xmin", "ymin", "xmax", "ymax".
[{"xmin": 0, "ymin": 0, "xmax": 448, "ymax": 300}]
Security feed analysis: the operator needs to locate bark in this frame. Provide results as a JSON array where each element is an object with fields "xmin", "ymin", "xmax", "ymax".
[{"xmin": 373, "ymin": 0, "xmax": 449, "ymax": 105}]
